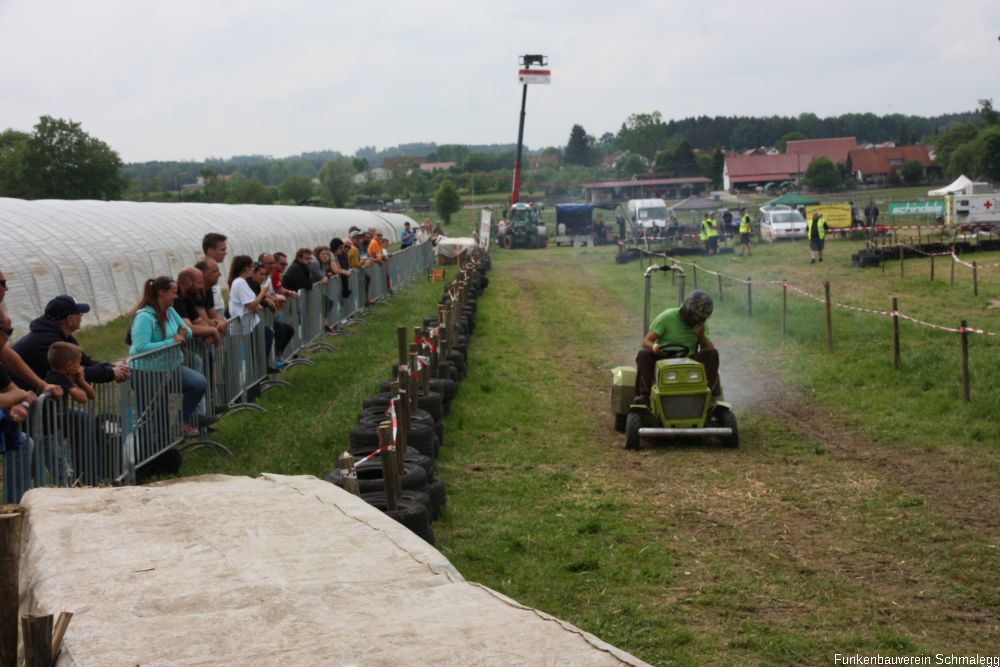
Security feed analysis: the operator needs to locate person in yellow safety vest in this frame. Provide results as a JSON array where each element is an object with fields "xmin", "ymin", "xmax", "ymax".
[
  {"xmin": 700, "ymin": 212, "xmax": 719, "ymax": 256},
  {"xmin": 738, "ymin": 208, "xmax": 753, "ymax": 257},
  {"xmin": 808, "ymin": 212, "xmax": 829, "ymax": 264}
]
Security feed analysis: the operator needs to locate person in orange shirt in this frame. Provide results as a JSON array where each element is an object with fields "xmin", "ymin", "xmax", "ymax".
[
  {"xmin": 367, "ymin": 230, "xmax": 392, "ymax": 294},
  {"xmin": 367, "ymin": 230, "xmax": 391, "ymax": 263}
]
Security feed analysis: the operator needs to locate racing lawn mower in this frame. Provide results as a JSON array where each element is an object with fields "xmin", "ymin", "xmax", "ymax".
[{"xmin": 611, "ymin": 264, "xmax": 739, "ymax": 450}]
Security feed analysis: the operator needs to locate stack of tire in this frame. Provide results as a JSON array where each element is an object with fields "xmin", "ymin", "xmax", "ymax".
[
  {"xmin": 325, "ymin": 255, "xmax": 490, "ymax": 544},
  {"xmin": 851, "ymin": 249, "xmax": 882, "ymax": 268}
]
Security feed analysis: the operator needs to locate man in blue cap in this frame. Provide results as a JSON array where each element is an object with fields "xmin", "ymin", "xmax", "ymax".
[{"xmin": 12, "ymin": 294, "xmax": 130, "ymax": 387}]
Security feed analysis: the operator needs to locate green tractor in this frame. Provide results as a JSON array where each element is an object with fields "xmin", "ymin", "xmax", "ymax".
[
  {"xmin": 496, "ymin": 202, "xmax": 548, "ymax": 249},
  {"xmin": 611, "ymin": 264, "xmax": 739, "ymax": 450}
]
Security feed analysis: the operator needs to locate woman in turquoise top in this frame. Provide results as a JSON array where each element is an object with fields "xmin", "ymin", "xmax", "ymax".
[{"xmin": 129, "ymin": 276, "xmax": 208, "ymax": 430}]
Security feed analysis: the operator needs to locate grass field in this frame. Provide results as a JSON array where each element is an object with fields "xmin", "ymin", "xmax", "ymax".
[{"xmin": 77, "ymin": 232, "xmax": 1000, "ymax": 665}]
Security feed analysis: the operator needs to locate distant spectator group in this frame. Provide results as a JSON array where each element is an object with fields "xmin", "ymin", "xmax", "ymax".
[{"xmin": 0, "ymin": 221, "xmax": 428, "ymax": 501}]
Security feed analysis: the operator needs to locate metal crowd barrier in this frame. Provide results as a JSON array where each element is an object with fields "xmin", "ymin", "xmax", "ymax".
[{"xmin": 1, "ymin": 242, "xmax": 437, "ymax": 501}]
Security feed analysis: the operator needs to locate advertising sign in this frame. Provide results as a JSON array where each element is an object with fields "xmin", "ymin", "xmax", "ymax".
[
  {"xmin": 479, "ymin": 208, "xmax": 493, "ymax": 250},
  {"xmin": 518, "ymin": 69, "xmax": 551, "ymax": 85},
  {"xmin": 887, "ymin": 201, "xmax": 945, "ymax": 216},
  {"xmin": 805, "ymin": 204, "xmax": 852, "ymax": 228}
]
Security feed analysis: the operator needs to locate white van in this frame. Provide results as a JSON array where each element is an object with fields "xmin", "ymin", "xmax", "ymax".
[
  {"xmin": 759, "ymin": 205, "xmax": 807, "ymax": 242},
  {"xmin": 626, "ymin": 199, "xmax": 668, "ymax": 236}
]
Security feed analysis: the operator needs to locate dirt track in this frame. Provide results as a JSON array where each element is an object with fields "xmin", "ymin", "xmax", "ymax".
[{"xmin": 503, "ymin": 249, "xmax": 1000, "ymax": 654}]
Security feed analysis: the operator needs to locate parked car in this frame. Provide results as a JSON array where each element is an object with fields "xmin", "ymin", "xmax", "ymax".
[{"xmin": 759, "ymin": 205, "xmax": 807, "ymax": 241}]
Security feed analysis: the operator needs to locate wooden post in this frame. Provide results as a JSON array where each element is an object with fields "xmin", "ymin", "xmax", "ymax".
[
  {"xmin": 692, "ymin": 263, "xmax": 698, "ymax": 290},
  {"xmin": 892, "ymin": 297, "xmax": 900, "ymax": 370},
  {"xmin": 337, "ymin": 451, "xmax": 359, "ymax": 496},
  {"xmin": 717, "ymin": 273, "xmax": 723, "ymax": 304},
  {"xmin": 899, "ymin": 244, "xmax": 904, "ymax": 277},
  {"xmin": 378, "ymin": 422, "xmax": 400, "ymax": 510},
  {"xmin": 918, "ymin": 226, "xmax": 922, "ymax": 244},
  {"xmin": 930, "ymin": 254, "xmax": 935, "ymax": 282},
  {"xmin": 746, "ymin": 277, "xmax": 752, "ymax": 317},
  {"xmin": 21, "ymin": 614, "xmax": 52, "ymax": 667},
  {"xmin": 396, "ymin": 326, "xmax": 408, "ymax": 369},
  {"xmin": 973, "ymin": 261, "xmax": 978, "ymax": 297},
  {"xmin": 824, "ymin": 280, "xmax": 833, "ymax": 351},
  {"xmin": 782, "ymin": 281, "xmax": 787, "ymax": 336},
  {"xmin": 396, "ymin": 389, "xmax": 409, "ymax": 466},
  {"xmin": 50, "ymin": 612, "xmax": 72, "ymax": 663},
  {"xmin": 950, "ymin": 246, "xmax": 956, "ymax": 286},
  {"xmin": 960, "ymin": 320, "xmax": 970, "ymax": 402},
  {"xmin": 0, "ymin": 507, "xmax": 24, "ymax": 667}
]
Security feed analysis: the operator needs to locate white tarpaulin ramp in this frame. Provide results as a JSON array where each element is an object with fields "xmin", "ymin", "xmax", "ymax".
[
  {"xmin": 0, "ymin": 198, "xmax": 415, "ymax": 330},
  {"xmin": 928, "ymin": 175, "xmax": 974, "ymax": 195},
  {"xmin": 19, "ymin": 474, "xmax": 650, "ymax": 666},
  {"xmin": 435, "ymin": 236, "xmax": 478, "ymax": 260}
]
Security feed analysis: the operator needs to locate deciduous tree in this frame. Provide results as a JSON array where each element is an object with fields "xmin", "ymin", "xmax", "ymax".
[
  {"xmin": 434, "ymin": 179, "xmax": 460, "ymax": 224},
  {"xmin": 318, "ymin": 156, "xmax": 356, "ymax": 207},
  {"xmin": 804, "ymin": 156, "xmax": 841, "ymax": 190},
  {"xmin": 0, "ymin": 116, "xmax": 125, "ymax": 199}
]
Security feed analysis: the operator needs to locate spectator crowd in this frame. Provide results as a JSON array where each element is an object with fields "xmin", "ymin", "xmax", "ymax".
[{"xmin": 0, "ymin": 223, "xmax": 428, "ymax": 501}]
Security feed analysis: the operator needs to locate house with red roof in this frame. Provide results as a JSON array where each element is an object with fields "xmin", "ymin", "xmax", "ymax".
[
  {"xmin": 847, "ymin": 145, "xmax": 934, "ymax": 185},
  {"xmin": 785, "ymin": 137, "xmax": 858, "ymax": 165},
  {"xmin": 723, "ymin": 154, "xmax": 807, "ymax": 192}
]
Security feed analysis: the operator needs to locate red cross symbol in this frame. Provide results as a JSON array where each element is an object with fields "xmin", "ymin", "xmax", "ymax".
[{"xmin": 985, "ymin": 200, "xmax": 994, "ymax": 209}]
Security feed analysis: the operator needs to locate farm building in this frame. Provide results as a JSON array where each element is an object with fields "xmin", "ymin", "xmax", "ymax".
[
  {"xmin": 580, "ymin": 176, "xmax": 712, "ymax": 203},
  {"xmin": 847, "ymin": 145, "xmax": 935, "ymax": 184}
]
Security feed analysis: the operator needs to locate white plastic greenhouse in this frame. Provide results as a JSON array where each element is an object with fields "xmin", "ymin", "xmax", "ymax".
[{"xmin": 0, "ymin": 198, "xmax": 415, "ymax": 331}]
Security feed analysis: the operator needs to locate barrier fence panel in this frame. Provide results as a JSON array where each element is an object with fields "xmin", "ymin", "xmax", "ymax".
[
  {"xmin": 367, "ymin": 264, "xmax": 388, "ymax": 302},
  {"xmin": 218, "ymin": 312, "xmax": 269, "ymax": 409},
  {"xmin": 283, "ymin": 291, "xmax": 308, "ymax": 362},
  {"xmin": 301, "ymin": 285, "xmax": 328, "ymax": 351},
  {"xmin": 123, "ymin": 344, "xmax": 188, "ymax": 482},
  {"xmin": 3, "ymin": 417, "xmax": 34, "ymax": 503},
  {"xmin": 1, "ymin": 240, "xmax": 441, "ymax": 500}
]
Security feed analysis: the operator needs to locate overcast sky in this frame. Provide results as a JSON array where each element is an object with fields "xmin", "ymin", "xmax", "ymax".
[{"xmin": 1, "ymin": 0, "xmax": 998, "ymax": 163}]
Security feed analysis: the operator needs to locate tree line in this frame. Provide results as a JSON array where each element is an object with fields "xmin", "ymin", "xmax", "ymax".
[{"xmin": 0, "ymin": 106, "xmax": 993, "ymax": 206}]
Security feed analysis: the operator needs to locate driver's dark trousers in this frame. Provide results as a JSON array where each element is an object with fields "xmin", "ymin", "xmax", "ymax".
[{"xmin": 635, "ymin": 348, "xmax": 720, "ymax": 398}]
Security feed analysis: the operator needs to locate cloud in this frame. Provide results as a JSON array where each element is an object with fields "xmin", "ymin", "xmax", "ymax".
[{"xmin": 1, "ymin": 0, "xmax": 998, "ymax": 161}]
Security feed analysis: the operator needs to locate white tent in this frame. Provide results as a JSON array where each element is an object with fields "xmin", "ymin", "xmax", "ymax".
[
  {"xmin": 928, "ymin": 175, "xmax": 974, "ymax": 196},
  {"xmin": 0, "ymin": 198, "xmax": 415, "ymax": 330}
]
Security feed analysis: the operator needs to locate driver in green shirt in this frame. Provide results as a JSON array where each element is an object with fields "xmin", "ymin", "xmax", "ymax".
[{"xmin": 634, "ymin": 290, "xmax": 719, "ymax": 402}]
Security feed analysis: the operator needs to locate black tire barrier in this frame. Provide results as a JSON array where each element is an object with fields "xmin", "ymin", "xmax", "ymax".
[
  {"xmin": 349, "ymin": 423, "xmax": 439, "ymax": 460},
  {"xmin": 851, "ymin": 252, "xmax": 882, "ymax": 268},
  {"xmin": 326, "ymin": 450, "xmax": 434, "ymax": 482},
  {"xmin": 437, "ymin": 361, "xmax": 460, "ymax": 383},
  {"xmin": 361, "ymin": 489, "xmax": 437, "ymax": 520},
  {"xmin": 349, "ymin": 419, "xmax": 437, "ymax": 449},
  {"xmin": 362, "ymin": 391, "xmax": 444, "ymax": 423},
  {"xmin": 348, "ymin": 435, "xmax": 440, "ymax": 461},
  {"xmin": 325, "ymin": 461, "xmax": 429, "ymax": 495},
  {"xmin": 357, "ymin": 407, "xmax": 443, "ymax": 446},
  {"xmin": 615, "ymin": 248, "xmax": 641, "ymax": 264},
  {"xmin": 365, "ymin": 496, "xmax": 435, "ymax": 545},
  {"xmin": 426, "ymin": 477, "xmax": 447, "ymax": 519},
  {"xmin": 378, "ymin": 377, "xmax": 458, "ymax": 403},
  {"xmin": 446, "ymin": 352, "xmax": 467, "ymax": 379}
]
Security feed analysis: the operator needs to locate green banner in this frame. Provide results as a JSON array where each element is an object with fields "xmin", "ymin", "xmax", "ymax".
[{"xmin": 887, "ymin": 201, "xmax": 944, "ymax": 216}]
